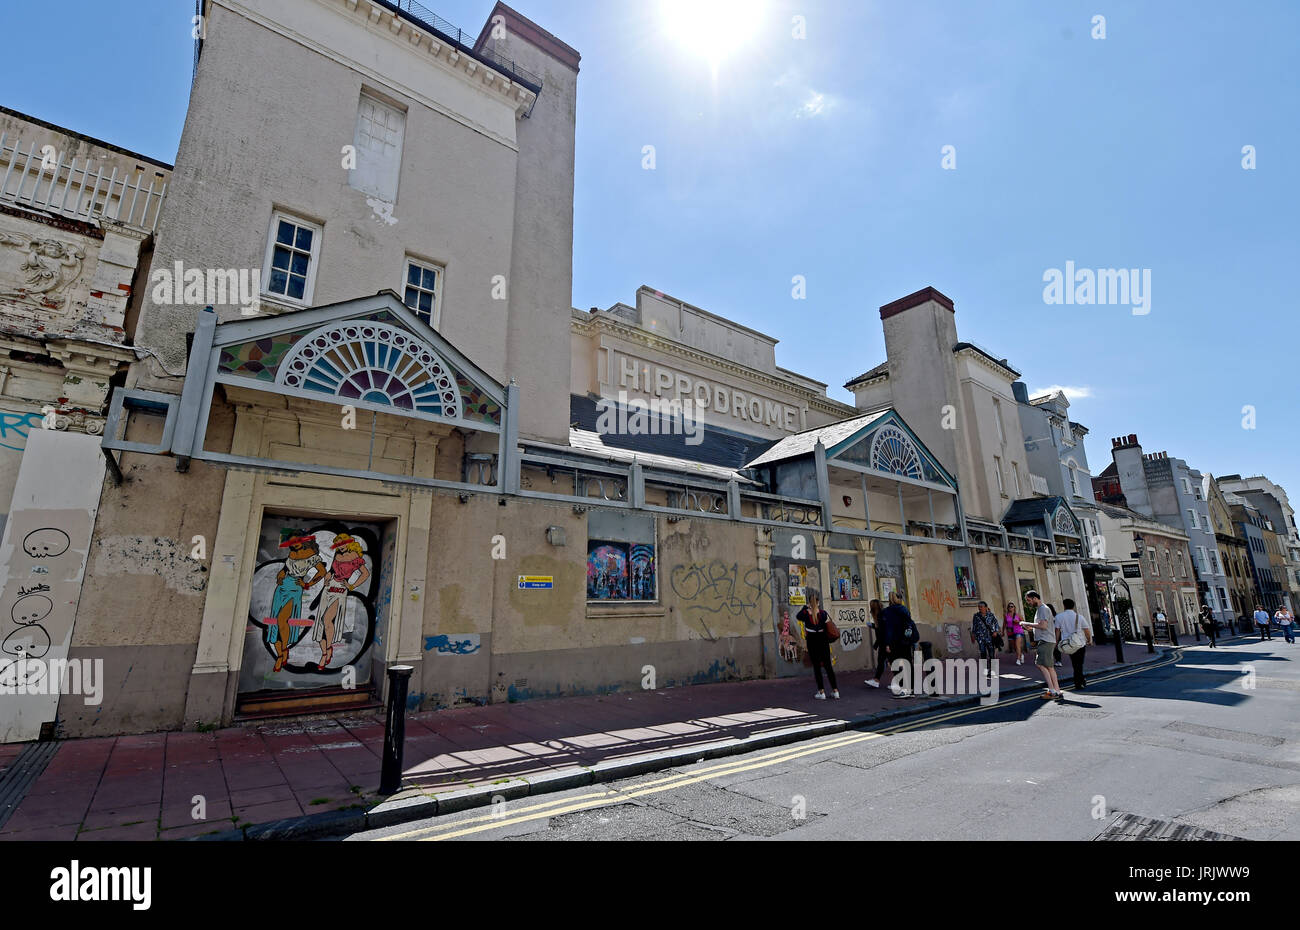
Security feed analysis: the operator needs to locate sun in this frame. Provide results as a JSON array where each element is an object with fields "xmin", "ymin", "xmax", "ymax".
[{"xmin": 660, "ymin": 0, "xmax": 768, "ymax": 72}]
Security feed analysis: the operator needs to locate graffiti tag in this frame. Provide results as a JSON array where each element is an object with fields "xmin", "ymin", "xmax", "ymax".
[
  {"xmin": 425, "ymin": 634, "xmax": 482, "ymax": 656},
  {"xmin": 0, "ymin": 412, "xmax": 44, "ymax": 453},
  {"xmin": 670, "ymin": 561, "xmax": 779, "ymax": 635}
]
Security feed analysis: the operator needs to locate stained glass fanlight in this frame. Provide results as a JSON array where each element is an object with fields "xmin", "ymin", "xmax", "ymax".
[
  {"xmin": 276, "ymin": 322, "xmax": 461, "ymax": 417},
  {"xmin": 869, "ymin": 425, "xmax": 924, "ymax": 480}
]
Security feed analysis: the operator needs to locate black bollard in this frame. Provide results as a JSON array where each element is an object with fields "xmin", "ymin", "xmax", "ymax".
[
  {"xmin": 1194, "ymin": 625, "xmax": 1201, "ymax": 642},
  {"xmin": 1113, "ymin": 627, "xmax": 1125, "ymax": 664},
  {"xmin": 1145, "ymin": 626, "xmax": 1156, "ymax": 654},
  {"xmin": 379, "ymin": 665, "xmax": 415, "ymax": 796},
  {"xmin": 1170, "ymin": 625, "xmax": 1179, "ymax": 647}
]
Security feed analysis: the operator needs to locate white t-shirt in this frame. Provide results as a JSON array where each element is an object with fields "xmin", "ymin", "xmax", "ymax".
[
  {"xmin": 1055, "ymin": 609, "xmax": 1092, "ymax": 641},
  {"xmin": 1276, "ymin": 611, "xmax": 1293, "ymax": 626}
]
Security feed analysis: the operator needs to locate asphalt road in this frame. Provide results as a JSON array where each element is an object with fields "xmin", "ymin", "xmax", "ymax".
[{"xmin": 350, "ymin": 635, "xmax": 1300, "ymax": 841}]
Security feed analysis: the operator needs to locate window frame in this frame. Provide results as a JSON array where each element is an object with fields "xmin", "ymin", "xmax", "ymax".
[
  {"xmin": 586, "ymin": 514, "xmax": 659, "ymax": 604},
  {"xmin": 993, "ymin": 456, "xmax": 1005, "ymax": 496},
  {"xmin": 262, "ymin": 210, "xmax": 323, "ymax": 307},
  {"xmin": 402, "ymin": 255, "xmax": 445, "ymax": 329},
  {"xmin": 349, "ymin": 90, "xmax": 408, "ymax": 203}
]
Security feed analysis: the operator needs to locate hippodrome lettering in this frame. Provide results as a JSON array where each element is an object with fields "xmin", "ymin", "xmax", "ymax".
[{"xmin": 614, "ymin": 354, "xmax": 803, "ymax": 433}]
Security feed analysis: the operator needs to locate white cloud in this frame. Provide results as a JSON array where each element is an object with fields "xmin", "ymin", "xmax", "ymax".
[{"xmin": 1031, "ymin": 385, "xmax": 1093, "ymax": 401}]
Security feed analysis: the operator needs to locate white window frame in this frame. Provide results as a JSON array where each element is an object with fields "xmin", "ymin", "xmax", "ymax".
[
  {"xmin": 993, "ymin": 398, "xmax": 1006, "ymax": 445},
  {"xmin": 1011, "ymin": 461, "xmax": 1022, "ymax": 497},
  {"xmin": 1149, "ymin": 548, "xmax": 1159, "ymax": 576},
  {"xmin": 993, "ymin": 456, "xmax": 1005, "ymax": 496},
  {"xmin": 1187, "ymin": 509, "xmax": 1199, "ymax": 530},
  {"xmin": 402, "ymin": 256, "xmax": 444, "ymax": 329},
  {"xmin": 1155, "ymin": 590, "xmax": 1166, "ymax": 612},
  {"xmin": 350, "ymin": 91, "xmax": 407, "ymax": 203},
  {"xmin": 1069, "ymin": 466, "xmax": 1081, "ymax": 497},
  {"xmin": 262, "ymin": 211, "xmax": 322, "ymax": 307}
]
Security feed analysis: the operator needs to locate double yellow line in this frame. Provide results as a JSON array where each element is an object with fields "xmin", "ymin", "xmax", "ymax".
[{"xmin": 378, "ymin": 648, "xmax": 1184, "ymax": 841}]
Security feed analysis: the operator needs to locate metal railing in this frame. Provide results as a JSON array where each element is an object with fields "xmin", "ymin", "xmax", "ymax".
[
  {"xmin": 0, "ymin": 134, "xmax": 167, "ymax": 232},
  {"xmin": 378, "ymin": 0, "xmax": 543, "ymax": 93}
]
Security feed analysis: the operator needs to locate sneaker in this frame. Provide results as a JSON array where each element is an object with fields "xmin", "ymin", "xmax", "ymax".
[
  {"xmin": 891, "ymin": 686, "xmax": 912, "ymax": 698},
  {"xmin": 832, "ymin": 689, "xmax": 841, "ymax": 700},
  {"xmin": 1054, "ymin": 662, "xmax": 1063, "ymax": 668},
  {"xmin": 864, "ymin": 679, "xmax": 881, "ymax": 688},
  {"xmin": 1016, "ymin": 656, "xmax": 1024, "ymax": 665},
  {"xmin": 813, "ymin": 691, "xmax": 826, "ymax": 700},
  {"xmin": 1040, "ymin": 691, "xmax": 1055, "ymax": 700}
]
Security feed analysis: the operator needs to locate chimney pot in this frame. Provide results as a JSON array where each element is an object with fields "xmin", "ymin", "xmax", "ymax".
[{"xmin": 1129, "ymin": 434, "xmax": 1138, "ymax": 445}]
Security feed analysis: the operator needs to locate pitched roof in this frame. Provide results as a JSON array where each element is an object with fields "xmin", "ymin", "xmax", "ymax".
[
  {"xmin": 844, "ymin": 362, "xmax": 888, "ymax": 389},
  {"xmin": 744, "ymin": 410, "xmax": 890, "ymax": 468},
  {"xmin": 565, "ymin": 429, "xmax": 757, "ymax": 483},
  {"xmin": 1002, "ymin": 496, "xmax": 1067, "ymax": 526}
]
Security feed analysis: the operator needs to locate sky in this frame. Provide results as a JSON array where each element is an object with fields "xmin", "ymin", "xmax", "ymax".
[{"xmin": 1, "ymin": 0, "xmax": 1297, "ymax": 505}]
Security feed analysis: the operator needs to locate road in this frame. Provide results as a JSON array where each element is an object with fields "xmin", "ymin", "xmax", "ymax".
[{"xmin": 350, "ymin": 636, "xmax": 1300, "ymax": 841}]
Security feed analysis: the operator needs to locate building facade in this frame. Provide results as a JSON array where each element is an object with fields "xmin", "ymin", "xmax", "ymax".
[{"xmin": 1095, "ymin": 502, "xmax": 1198, "ymax": 637}]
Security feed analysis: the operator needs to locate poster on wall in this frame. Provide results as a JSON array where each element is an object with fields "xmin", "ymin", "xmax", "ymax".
[
  {"xmin": 587, "ymin": 540, "xmax": 656, "ymax": 601},
  {"xmin": 879, "ymin": 577, "xmax": 897, "ymax": 601},
  {"xmin": 239, "ymin": 517, "xmax": 384, "ymax": 694}
]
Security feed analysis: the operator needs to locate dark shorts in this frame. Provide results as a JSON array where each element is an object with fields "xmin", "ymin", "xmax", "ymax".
[{"xmin": 1035, "ymin": 640, "xmax": 1057, "ymax": 667}]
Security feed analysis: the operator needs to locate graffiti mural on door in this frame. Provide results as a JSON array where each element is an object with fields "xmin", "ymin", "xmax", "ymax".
[{"xmin": 239, "ymin": 517, "xmax": 384, "ymax": 693}]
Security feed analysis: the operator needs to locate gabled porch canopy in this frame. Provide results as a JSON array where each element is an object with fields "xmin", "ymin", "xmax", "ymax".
[
  {"xmin": 746, "ymin": 408, "xmax": 966, "ymax": 546},
  {"xmin": 104, "ymin": 292, "xmax": 518, "ymax": 495},
  {"xmin": 1002, "ymin": 495, "xmax": 1084, "ymax": 558}
]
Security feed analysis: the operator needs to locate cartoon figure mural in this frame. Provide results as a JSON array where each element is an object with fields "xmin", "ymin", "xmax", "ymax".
[
  {"xmin": 265, "ymin": 532, "xmax": 327, "ymax": 672},
  {"xmin": 311, "ymin": 533, "xmax": 371, "ymax": 669},
  {"xmin": 240, "ymin": 518, "xmax": 384, "ymax": 694}
]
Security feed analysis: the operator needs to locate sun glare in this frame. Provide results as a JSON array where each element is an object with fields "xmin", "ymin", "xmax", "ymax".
[{"xmin": 661, "ymin": 0, "xmax": 768, "ymax": 71}]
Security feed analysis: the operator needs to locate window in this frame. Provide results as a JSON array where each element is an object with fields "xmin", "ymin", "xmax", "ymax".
[
  {"xmin": 1181, "ymin": 477, "xmax": 1192, "ymax": 495},
  {"xmin": 1155, "ymin": 591, "xmax": 1166, "ymax": 612},
  {"xmin": 1187, "ymin": 509, "xmax": 1198, "ymax": 530},
  {"xmin": 1148, "ymin": 548, "xmax": 1158, "ymax": 575},
  {"xmin": 350, "ymin": 92, "xmax": 406, "ymax": 202},
  {"xmin": 403, "ymin": 257, "xmax": 442, "ymax": 327},
  {"xmin": 1209, "ymin": 550, "xmax": 1220, "ymax": 575},
  {"xmin": 1011, "ymin": 462, "xmax": 1022, "ymax": 497},
  {"xmin": 1070, "ymin": 467, "xmax": 1080, "ymax": 497},
  {"xmin": 1218, "ymin": 586, "xmax": 1229, "ymax": 607},
  {"xmin": 1175, "ymin": 549, "xmax": 1185, "ymax": 578},
  {"xmin": 587, "ymin": 511, "xmax": 657, "ymax": 602},
  {"xmin": 993, "ymin": 457, "xmax": 1005, "ymax": 495},
  {"xmin": 263, "ymin": 212, "xmax": 321, "ymax": 304},
  {"xmin": 993, "ymin": 399, "xmax": 1006, "ymax": 445}
]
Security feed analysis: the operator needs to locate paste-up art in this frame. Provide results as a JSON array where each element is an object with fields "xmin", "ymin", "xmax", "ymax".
[
  {"xmin": 240, "ymin": 519, "xmax": 383, "ymax": 691},
  {"xmin": 587, "ymin": 540, "xmax": 656, "ymax": 601}
]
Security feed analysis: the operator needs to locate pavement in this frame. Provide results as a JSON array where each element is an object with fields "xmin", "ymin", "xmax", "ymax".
[{"xmin": 0, "ymin": 637, "xmax": 1187, "ymax": 841}]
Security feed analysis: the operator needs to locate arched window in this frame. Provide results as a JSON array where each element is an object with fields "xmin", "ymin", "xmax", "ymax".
[
  {"xmin": 277, "ymin": 321, "xmax": 461, "ymax": 418},
  {"xmin": 869, "ymin": 425, "xmax": 923, "ymax": 480}
]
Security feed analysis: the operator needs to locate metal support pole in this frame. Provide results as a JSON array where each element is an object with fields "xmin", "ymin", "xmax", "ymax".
[
  {"xmin": 1113, "ymin": 624, "xmax": 1125, "ymax": 663},
  {"xmin": 1169, "ymin": 623, "xmax": 1179, "ymax": 647},
  {"xmin": 379, "ymin": 665, "xmax": 414, "ymax": 796},
  {"xmin": 1145, "ymin": 626, "xmax": 1156, "ymax": 654}
]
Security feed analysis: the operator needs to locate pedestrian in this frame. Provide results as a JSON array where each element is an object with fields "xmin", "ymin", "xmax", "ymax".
[
  {"xmin": 1200, "ymin": 603, "xmax": 1217, "ymax": 648},
  {"xmin": 1047, "ymin": 603, "xmax": 1063, "ymax": 667},
  {"xmin": 1100, "ymin": 605, "xmax": 1112, "ymax": 638},
  {"xmin": 1253, "ymin": 604, "xmax": 1272, "ymax": 641},
  {"xmin": 864, "ymin": 598, "xmax": 889, "ymax": 688},
  {"xmin": 1054, "ymin": 598, "xmax": 1093, "ymax": 691},
  {"xmin": 872, "ymin": 591, "xmax": 919, "ymax": 698},
  {"xmin": 798, "ymin": 591, "xmax": 839, "ymax": 700},
  {"xmin": 970, "ymin": 601, "xmax": 999, "ymax": 678},
  {"xmin": 1024, "ymin": 591, "xmax": 1062, "ymax": 700},
  {"xmin": 1005, "ymin": 601, "xmax": 1027, "ymax": 665},
  {"xmin": 1275, "ymin": 606, "xmax": 1294, "ymax": 644}
]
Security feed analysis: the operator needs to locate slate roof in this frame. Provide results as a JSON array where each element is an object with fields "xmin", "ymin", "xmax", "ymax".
[
  {"xmin": 565, "ymin": 429, "xmax": 755, "ymax": 483},
  {"xmin": 568, "ymin": 395, "xmax": 777, "ymax": 472},
  {"xmin": 743, "ymin": 410, "xmax": 890, "ymax": 468},
  {"xmin": 1002, "ymin": 496, "xmax": 1068, "ymax": 526},
  {"xmin": 844, "ymin": 362, "xmax": 888, "ymax": 388}
]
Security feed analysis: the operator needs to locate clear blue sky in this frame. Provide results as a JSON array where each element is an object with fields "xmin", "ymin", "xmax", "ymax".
[{"xmin": 2, "ymin": 0, "xmax": 1296, "ymax": 505}]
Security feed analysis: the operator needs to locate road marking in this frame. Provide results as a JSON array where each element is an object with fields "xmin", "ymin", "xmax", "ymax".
[
  {"xmin": 381, "ymin": 649, "xmax": 1188, "ymax": 841},
  {"xmin": 377, "ymin": 729, "xmax": 877, "ymax": 841}
]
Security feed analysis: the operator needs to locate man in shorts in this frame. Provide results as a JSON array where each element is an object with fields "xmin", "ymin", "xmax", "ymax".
[{"xmin": 1024, "ymin": 591, "xmax": 1062, "ymax": 701}]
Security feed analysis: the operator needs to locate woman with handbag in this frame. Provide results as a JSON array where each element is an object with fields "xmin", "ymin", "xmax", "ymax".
[
  {"xmin": 864, "ymin": 598, "xmax": 889, "ymax": 688},
  {"xmin": 798, "ymin": 591, "xmax": 840, "ymax": 700}
]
